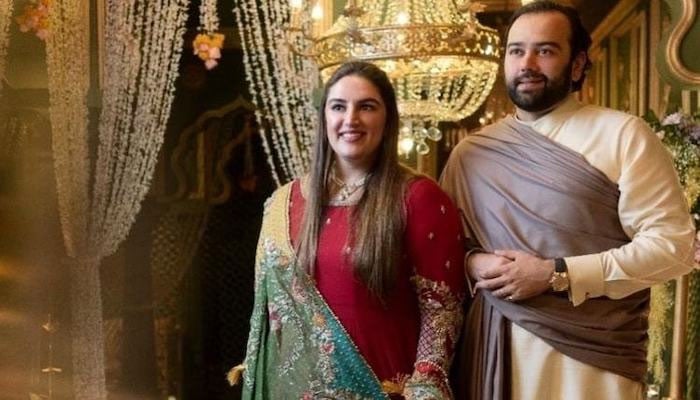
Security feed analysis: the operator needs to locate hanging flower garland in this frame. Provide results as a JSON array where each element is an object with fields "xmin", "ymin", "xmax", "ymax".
[
  {"xmin": 44, "ymin": 0, "xmax": 96, "ymax": 398},
  {"xmin": 0, "ymin": 0, "xmax": 14, "ymax": 93},
  {"xmin": 194, "ymin": 0, "xmax": 224, "ymax": 70},
  {"xmin": 16, "ymin": 0, "xmax": 50, "ymax": 41},
  {"xmin": 232, "ymin": 0, "xmax": 316, "ymax": 185},
  {"xmin": 644, "ymin": 109, "xmax": 700, "ymax": 399},
  {"xmin": 46, "ymin": 0, "xmax": 191, "ymax": 398}
]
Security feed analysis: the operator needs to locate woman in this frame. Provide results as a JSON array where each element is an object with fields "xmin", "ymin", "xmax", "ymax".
[{"xmin": 233, "ymin": 62, "xmax": 465, "ymax": 399}]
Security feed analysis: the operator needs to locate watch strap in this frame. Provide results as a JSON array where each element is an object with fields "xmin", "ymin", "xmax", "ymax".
[{"xmin": 554, "ymin": 257, "xmax": 568, "ymax": 273}]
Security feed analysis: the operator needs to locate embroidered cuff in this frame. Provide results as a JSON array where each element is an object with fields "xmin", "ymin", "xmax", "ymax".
[
  {"xmin": 404, "ymin": 360, "xmax": 452, "ymax": 400},
  {"xmin": 566, "ymin": 253, "xmax": 605, "ymax": 306}
]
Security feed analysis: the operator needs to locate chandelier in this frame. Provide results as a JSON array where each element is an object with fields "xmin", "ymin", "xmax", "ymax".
[{"xmin": 287, "ymin": 0, "xmax": 501, "ymax": 155}]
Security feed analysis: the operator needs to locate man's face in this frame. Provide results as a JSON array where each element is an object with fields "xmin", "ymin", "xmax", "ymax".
[{"xmin": 504, "ymin": 11, "xmax": 585, "ymax": 117}]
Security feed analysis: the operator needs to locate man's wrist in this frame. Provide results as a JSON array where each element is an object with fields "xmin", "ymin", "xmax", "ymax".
[{"xmin": 549, "ymin": 257, "xmax": 570, "ymax": 292}]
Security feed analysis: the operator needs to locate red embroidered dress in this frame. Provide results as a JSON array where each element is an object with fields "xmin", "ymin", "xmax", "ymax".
[{"xmin": 289, "ymin": 177, "xmax": 465, "ymax": 396}]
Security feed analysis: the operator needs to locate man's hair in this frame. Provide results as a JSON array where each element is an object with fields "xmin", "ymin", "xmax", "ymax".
[{"xmin": 506, "ymin": 0, "xmax": 592, "ymax": 91}]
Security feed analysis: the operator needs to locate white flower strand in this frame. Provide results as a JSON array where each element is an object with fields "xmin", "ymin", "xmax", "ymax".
[
  {"xmin": 46, "ymin": 0, "xmax": 91, "ymax": 263},
  {"xmin": 259, "ymin": 1, "xmax": 297, "ymax": 175},
  {"xmin": 273, "ymin": 0, "xmax": 314, "ymax": 171},
  {"xmin": 93, "ymin": 0, "xmax": 189, "ymax": 258},
  {"xmin": 200, "ymin": 0, "xmax": 220, "ymax": 33},
  {"xmin": 0, "ymin": 0, "xmax": 13, "ymax": 93},
  {"xmin": 234, "ymin": 3, "xmax": 283, "ymax": 183},
  {"xmin": 233, "ymin": 0, "xmax": 317, "ymax": 185},
  {"xmin": 45, "ymin": 2, "xmax": 100, "ymax": 399},
  {"xmin": 237, "ymin": 2, "xmax": 294, "ymax": 182},
  {"xmin": 46, "ymin": 1, "xmax": 190, "ymax": 399},
  {"xmin": 232, "ymin": 6, "xmax": 279, "ymax": 183}
]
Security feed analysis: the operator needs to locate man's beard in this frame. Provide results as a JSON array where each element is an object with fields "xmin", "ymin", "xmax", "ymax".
[{"xmin": 507, "ymin": 64, "xmax": 573, "ymax": 112}]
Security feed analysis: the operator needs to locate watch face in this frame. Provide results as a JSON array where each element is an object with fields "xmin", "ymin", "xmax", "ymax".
[{"xmin": 551, "ymin": 272, "xmax": 569, "ymax": 292}]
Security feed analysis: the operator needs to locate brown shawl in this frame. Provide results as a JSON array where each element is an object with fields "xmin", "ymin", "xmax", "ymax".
[{"xmin": 441, "ymin": 116, "xmax": 649, "ymax": 400}]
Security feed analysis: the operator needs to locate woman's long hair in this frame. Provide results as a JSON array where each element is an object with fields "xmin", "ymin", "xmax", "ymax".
[{"xmin": 296, "ymin": 61, "xmax": 412, "ymax": 299}]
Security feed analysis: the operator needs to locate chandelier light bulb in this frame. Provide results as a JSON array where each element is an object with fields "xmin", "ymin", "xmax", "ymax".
[
  {"xmin": 396, "ymin": 11, "xmax": 410, "ymax": 25},
  {"xmin": 289, "ymin": 0, "xmax": 303, "ymax": 9},
  {"xmin": 311, "ymin": 2, "xmax": 323, "ymax": 20},
  {"xmin": 399, "ymin": 136, "xmax": 415, "ymax": 154}
]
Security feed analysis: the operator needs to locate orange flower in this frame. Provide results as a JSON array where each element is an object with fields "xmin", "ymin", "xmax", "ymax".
[
  {"xmin": 192, "ymin": 33, "xmax": 225, "ymax": 70},
  {"xmin": 16, "ymin": 0, "xmax": 51, "ymax": 41}
]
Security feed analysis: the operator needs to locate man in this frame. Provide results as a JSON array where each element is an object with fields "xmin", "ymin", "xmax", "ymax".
[{"xmin": 440, "ymin": 2, "xmax": 696, "ymax": 399}]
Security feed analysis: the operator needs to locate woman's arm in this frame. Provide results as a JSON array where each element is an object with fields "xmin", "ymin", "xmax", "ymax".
[{"xmin": 403, "ymin": 178, "xmax": 466, "ymax": 399}]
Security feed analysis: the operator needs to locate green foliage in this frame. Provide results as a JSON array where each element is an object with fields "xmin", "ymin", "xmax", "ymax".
[{"xmin": 643, "ymin": 109, "xmax": 700, "ymax": 399}]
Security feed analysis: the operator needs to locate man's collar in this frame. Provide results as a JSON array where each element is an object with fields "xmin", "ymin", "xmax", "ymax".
[{"xmin": 513, "ymin": 94, "xmax": 582, "ymax": 126}]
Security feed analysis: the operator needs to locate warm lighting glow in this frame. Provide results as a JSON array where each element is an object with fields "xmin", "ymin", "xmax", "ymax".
[
  {"xmin": 289, "ymin": 0, "xmax": 303, "ymax": 9},
  {"xmin": 395, "ymin": 11, "xmax": 409, "ymax": 25},
  {"xmin": 399, "ymin": 135, "xmax": 415, "ymax": 155},
  {"xmin": 0, "ymin": 259, "xmax": 21, "ymax": 281},
  {"xmin": 311, "ymin": 2, "xmax": 323, "ymax": 20},
  {"xmin": 0, "ymin": 310, "xmax": 26, "ymax": 326}
]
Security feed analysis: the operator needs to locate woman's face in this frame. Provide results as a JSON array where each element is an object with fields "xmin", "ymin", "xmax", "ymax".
[{"xmin": 325, "ymin": 75, "xmax": 387, "ymax": 172}]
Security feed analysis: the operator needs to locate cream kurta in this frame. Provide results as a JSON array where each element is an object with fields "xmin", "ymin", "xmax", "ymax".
[
  {"xmin": 521, "ymin": 95, "xmax": 695, "ymax": 306},
  {"xmin": 463, "ymin": 94, "xmax": 695, "ymax": 399}
]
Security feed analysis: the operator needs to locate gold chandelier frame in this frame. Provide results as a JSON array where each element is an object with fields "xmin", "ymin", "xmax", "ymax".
[{"xmin": 286, "ymin": 0, "xmax": 501, "ymax": 154}]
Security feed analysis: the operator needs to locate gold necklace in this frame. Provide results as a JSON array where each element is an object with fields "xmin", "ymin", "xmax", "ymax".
[{"xmin": 329, "ymin": 170, "xmax": 370, "ymax": 205}]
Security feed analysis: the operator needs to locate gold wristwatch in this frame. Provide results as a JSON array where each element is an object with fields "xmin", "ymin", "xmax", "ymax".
[{"xmin": 549, "ymin": 258, "xmax": 569, "ymax": 292}]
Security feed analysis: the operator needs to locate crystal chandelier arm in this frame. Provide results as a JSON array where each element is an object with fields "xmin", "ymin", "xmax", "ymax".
[{"xmin": 312, "ymin": 0, "xmax": 500, "ymax": 159}]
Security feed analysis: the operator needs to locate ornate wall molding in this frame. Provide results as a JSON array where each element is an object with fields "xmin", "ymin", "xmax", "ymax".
[
  {"xmin": 659, "ymin": 0, "xmax": 700, "ymax": 88},
  {"xmin": 168, "ymin": 96, "xmax": 256, "ymax": 204},
  {"xmin": 587, "ymin": 1, "xmax": 650, "ymax": 116},
  {"xmin": 591, "ymin": 0, "xmax": 640, "ymax": 44}
]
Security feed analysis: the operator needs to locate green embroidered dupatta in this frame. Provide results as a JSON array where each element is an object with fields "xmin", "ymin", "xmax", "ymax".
[{"xmin": 241, "ymin": 183, "xmax": 388, "ymax": 399}]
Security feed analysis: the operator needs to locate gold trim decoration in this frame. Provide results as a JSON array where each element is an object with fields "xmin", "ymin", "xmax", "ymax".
[
  {"xmin": 649, "ymin": 0, "xmax": 664, "ymax": 115},
  {"xmin": 590, "ymin": 0, "xmax": 639, "ymax": 44},
  {"xmin": 608, "ymin": 11, "xmax": 647, "ymax": 115},
  {"xmin": 669, "ymin": 275, "xmax": 689, "ymax": 400},
  {"xmin": 665, "ymin": 0, "xmax": 700, "ymax": 86}
]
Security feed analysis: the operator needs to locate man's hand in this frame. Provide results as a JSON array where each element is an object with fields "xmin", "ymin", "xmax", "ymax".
[
  {"xmin": 467, "ymin": 252, "xmax": 511, "ymax": 282},
  {"xmin": 474, "ymin": 249, "xmax": 554, "ymax": 301}
]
